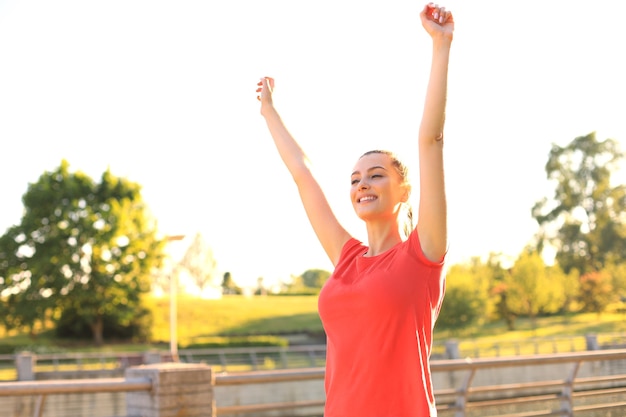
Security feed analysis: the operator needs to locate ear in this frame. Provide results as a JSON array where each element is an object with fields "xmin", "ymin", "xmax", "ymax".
[{"xmin": 401, "ymin": 184, "xmax": 411, "ymax": 203}]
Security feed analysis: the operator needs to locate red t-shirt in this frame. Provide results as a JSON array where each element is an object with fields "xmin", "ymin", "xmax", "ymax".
[{"xmin": 318, "ymin": 229, "xmax": 446, "ymax": 416}]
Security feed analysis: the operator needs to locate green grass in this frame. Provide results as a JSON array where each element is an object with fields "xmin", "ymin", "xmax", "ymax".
[
  {"xmin": 2, "ymin": 295, "xmax": 626, "ymax": 354},
  {"xmin": 434, "ymin": 311, "xmax": 626, "ymax": 357},
  {"xmin": 434, "ymin": 311, "xmax": 626, "ymax": 340},
  {"xmin": 146, "ymin": 294, "xmax": 323, "ymax": 346}
]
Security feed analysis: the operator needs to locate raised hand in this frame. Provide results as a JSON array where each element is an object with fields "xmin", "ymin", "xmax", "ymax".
[
  {"xmin": 421, "ymin": 3, "xmax": 454, "ymax": 41},
  {"xmin": 256, "ymin": 76, "xmax": 275, "ymax": 115}
]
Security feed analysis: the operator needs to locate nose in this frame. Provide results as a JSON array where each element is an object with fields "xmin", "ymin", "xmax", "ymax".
[{"xmin": 358, "ymin": 178, "xmax": 369, "ymax": 190}]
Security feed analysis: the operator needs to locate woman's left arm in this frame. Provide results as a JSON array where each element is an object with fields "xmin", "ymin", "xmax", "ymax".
[{"xmin": 416, "ymin": 3, "xmax": 454, "ymax": 262}]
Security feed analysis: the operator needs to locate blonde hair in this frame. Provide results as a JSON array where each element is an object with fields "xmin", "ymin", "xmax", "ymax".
[{"xmin": 359, "ymin": 150, "xmax": 414, "ymax": 238}]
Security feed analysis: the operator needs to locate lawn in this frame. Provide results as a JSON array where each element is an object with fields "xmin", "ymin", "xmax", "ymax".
[
  {"xmin": 1, "ymin": 294, "xmax": 626, "ymax": 353},
  {"xmin": 146, "ymin": 294, "xmax": 324, "ymax": 346}
]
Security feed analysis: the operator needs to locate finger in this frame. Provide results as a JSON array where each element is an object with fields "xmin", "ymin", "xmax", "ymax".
[
  {"xmin": 438, "ymin": 7, "xmax": 446, "ymax": 24},
  {"xmin": 263, "ymin": 76, "xmax": 275, "ymax": 89},
  {"xmin": 423, "ymin": 3, "xmax": 436, "ymax": 19},
  {"xmin": 430, "ymin": 3, "xmax": 440, "ymax": 21}
]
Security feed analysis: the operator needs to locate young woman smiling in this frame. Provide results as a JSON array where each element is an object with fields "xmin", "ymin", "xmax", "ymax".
[{"xmin": 256, "ymin": 3, "xmax": 454, "ymax": 415}]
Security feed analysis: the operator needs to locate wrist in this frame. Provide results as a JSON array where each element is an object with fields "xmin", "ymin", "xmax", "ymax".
[
  {"xmin": 260, "ymin": 103, "xmax": 277, "ymax": 118},
  {"xmin": 431, "ymin": 36, "xmax": 453, "ymax": 51}
]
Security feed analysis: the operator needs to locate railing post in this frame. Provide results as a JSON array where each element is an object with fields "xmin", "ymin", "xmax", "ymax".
[
  {"xmin": 585, "ymin": 334, "xmax": 599, "ymax": 350},
  {"xmin": 560, "ymin": 360, "xmax": 581, "ymax": 417},
  {"xmin": 15, "ymin": 352, "xmax": 36, "ymax": 381},
  {"xmin": 445, "ymin": 340, "xmax": 460, "ymax": 360},
  {"xmin": 454, "ymin": 367, "xmax": 476, "ymax": 417},
  {"xmin": 125, "ymin": 362, "xmax": 215, "ymax": 417}
]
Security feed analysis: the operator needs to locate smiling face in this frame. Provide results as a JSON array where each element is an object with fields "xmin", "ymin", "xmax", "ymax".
[{"xmin": 350, "ymin": 151, "xmax": 410, "ymax": 223}]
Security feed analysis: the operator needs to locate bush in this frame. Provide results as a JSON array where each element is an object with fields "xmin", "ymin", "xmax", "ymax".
[
  {"xmin": 184, "ymin": 335, "xmax": 289, "ymax": 349},
  {"xmin": 55, "ymin": 305, "xmax": 153, "ymax": 342},
  {"xmin": 0, "ymin": 344, "xmax": 19, "ymax": 354}
]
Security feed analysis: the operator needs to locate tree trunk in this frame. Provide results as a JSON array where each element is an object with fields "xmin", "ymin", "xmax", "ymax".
[{"xmin": 91, "ymin": 316, "xmax": 104, "ymax": 346}]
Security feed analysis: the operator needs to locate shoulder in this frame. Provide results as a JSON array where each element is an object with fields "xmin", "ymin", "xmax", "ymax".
[
  {"xmin": 406, "ymin": 228, "xmax": 446, "ymax": 266},
  {"xmin": 338, "ymin": 237, "xmax": 367, "ymax": 261}
]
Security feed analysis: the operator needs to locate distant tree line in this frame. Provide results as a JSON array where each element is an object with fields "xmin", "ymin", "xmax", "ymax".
[
  {"xmin": 0, "ymin": 132, "xmax": 624, "ymax": 344},
  {"xmin": 438, "ymin": 132, "xmax": 626, "ymax": 329}
]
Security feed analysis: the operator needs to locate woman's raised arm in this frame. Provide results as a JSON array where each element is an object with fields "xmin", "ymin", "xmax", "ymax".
[
  {"xmin": 416, "ymin": 4, "xmax": 454, "ymax": 262},
  {"xmin": 256, "ymin": 77, "xmax": 351, "ymax": 266}
]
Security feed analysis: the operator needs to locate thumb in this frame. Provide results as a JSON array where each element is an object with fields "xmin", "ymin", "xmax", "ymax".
[{"xmin": 262, "ymin": 76, "xmax": 275, "ymax": 91}]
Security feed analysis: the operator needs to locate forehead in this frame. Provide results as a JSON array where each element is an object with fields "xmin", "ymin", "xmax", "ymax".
[{"xmin": 352, "ymin": 153, "xmax": 393, "ymax": 174}]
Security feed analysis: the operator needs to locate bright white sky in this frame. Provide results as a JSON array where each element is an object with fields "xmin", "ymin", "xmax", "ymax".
[{"xmin": 1, "ymin": 0, "xmax": 624, "ymax": 288}]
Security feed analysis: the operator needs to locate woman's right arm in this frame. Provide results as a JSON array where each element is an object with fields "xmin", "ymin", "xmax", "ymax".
[{"xmin": 256, "ymin": 77, "xmax": 351, "ymax": 266}]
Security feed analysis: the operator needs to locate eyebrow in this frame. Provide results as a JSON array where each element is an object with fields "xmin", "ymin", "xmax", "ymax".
[{"xmin": 351, "ymin": 165, "xmax": 388, "ymax": 177}]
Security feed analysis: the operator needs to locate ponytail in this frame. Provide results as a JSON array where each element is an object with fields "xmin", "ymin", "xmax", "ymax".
[{"xmin": 402, "ymin": 202, "xmax": 414, "ymax": 239}]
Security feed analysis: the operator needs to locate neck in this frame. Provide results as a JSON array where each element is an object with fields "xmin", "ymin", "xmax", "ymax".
[{"xmin": 364, "ymin": 221, "xmax": 403, "ymax": 257}]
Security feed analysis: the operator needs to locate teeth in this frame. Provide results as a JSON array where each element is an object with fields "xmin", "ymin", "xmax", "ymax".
[{"xmin": 359, "ymin": 196, "xmax": 376, "ymax": 202}]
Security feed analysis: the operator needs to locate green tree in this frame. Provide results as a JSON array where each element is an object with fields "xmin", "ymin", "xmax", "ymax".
[
  {"xmin": 505, "ymin": 249, "xmax": 566, "ymax": 328},
  {"xmin": 437, "ymin": 257, "xmax": 496, "ymax": 329},
  {"xmin": 559, "ymin": 267, "xmax": 581, "ymax": 314},
  {"xmin": 578, "ymin": 271, "xmax": 613, "ymax": 314},
  {"xmin": 279, "ymin": 274, "xmax": 315, "ymax": 295},
  {"xmin": 0, "ymin": 160, "xmax": 164, "ymax": 345},
  {"xmin": 437, "ymin": 265, "xmax": 484, "ymax": 328},
  {"xmin": 474, "ymin": 253, "xmax": 507, "ymax": 323},
  {"xmin": 478, "ymin": 254, "xmax": 517, "ymax": 330},
  {"xmin": 604, "ymin": 262, "xmax": 626, "ymax": 300},
  {"xmin": 300, "ymin": 269, "xmax": 331, "ymax": 290},
  {"xmin": 532, "ymin": 132, "xmax": 626, "ymax": 275},
  {"xmin": 221, "ymin": 271, "xmax": 241, "ymax": 295}
]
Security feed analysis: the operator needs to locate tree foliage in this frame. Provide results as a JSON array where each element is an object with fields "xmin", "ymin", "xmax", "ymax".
[
  {"xmin": 300, "ymin": 269, "xmax": 331, "ymax": 289},
  {"xmin": 0, "ymin": 160, "xmax": 164, "ymax": 344},
  {"xmin": 221, "ymin": 271, "xmax": 241, "ymax": 295},
  {"xmin": 278, "ymin": 269, "xmax": 332, "ymax": 295},
  {"xmin": 532, "ymin": 132, "xmax": 626, "ymax": 275},
  {"xmin": 505, "ymin": 249, "xmax": 566, "ymax": 327},
  {"xmin": 604, "ymin": 262, "xmax": 626, "ymax": 300},
  {"xmin": 437, "ymin": 265, "xmax": 485, "ymax": 328},
  {"xmin": 578, "ymin": 271, "xmax": 614, "ymax": 314},
  {"xmin": 437, "ymin": 255, "xmax": 505, "ymax": 329}
]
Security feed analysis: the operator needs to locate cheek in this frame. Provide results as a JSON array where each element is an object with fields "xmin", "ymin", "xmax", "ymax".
[{"xmin": 349, "ymin": 186, "xmax": 357, "ymax": 201}]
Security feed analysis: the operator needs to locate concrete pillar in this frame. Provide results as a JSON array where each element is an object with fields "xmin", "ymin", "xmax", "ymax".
[
  {"xmin": 445, "ymin": 339, "xmax": 460, "ymax": 359},
  {"xmin": 15, "ymin": 352, "xmax": 36, "ymax": 381},
  {"xmin": 126, "ymin": 362, "xmax": 215, "ymax": 417},
  {"xmin": 585, "ymin": 334, "xmax": 599, "ymax": 351}
]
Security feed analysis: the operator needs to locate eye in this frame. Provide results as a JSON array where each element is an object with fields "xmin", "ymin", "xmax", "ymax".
[
  {"xmin": 351, "ymin": 178, "xmax": 360, "ymax": 185},
  {"xmin": 371, "ymin": 174, "xmax": 383, "ymax": 179}
]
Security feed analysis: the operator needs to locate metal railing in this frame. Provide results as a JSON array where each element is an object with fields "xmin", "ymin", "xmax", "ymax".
[
  {"xmin": 2, "ymin": 346, "xmax": 626, "ymax": 416},
  {"xmin": 432, "ymin": 349, "xmax": 626, "ymax": 416},
  {"xmin": 179, "ymin": 344, "xmax": 327, "ymax": 371},
  {"xmin": 215, "ymin": 368, "xmax": 326, "ymax": 415},
  {"xmin": 0, "ymin": 377, "xmax": 152, "ymax": 417},
  {"xmin": 213, "ymin": 349, "xmax": 626, "ymax": 417},
  {"xmin": 2, "ymin": 333, "xmax": 625, "ymax": 380}
]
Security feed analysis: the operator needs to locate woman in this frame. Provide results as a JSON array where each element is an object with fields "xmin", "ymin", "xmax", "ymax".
[{"xmin": 256, "ymin": 3, "xmax": 453, "ymax": 416}]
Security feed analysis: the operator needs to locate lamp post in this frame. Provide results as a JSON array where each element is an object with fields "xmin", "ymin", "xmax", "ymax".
[{"xmin": 166, "ymin": 234, "xmax": 185, "ymax": 362}]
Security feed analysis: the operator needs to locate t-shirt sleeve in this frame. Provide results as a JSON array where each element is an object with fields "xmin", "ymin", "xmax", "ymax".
[
  {"xmin": 407, "ymin": 228, "xmax": 446, "ymax": 267},
  {"xmin": 337, "ymin": 237, "xmax": 365, "ymax": 263}
]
